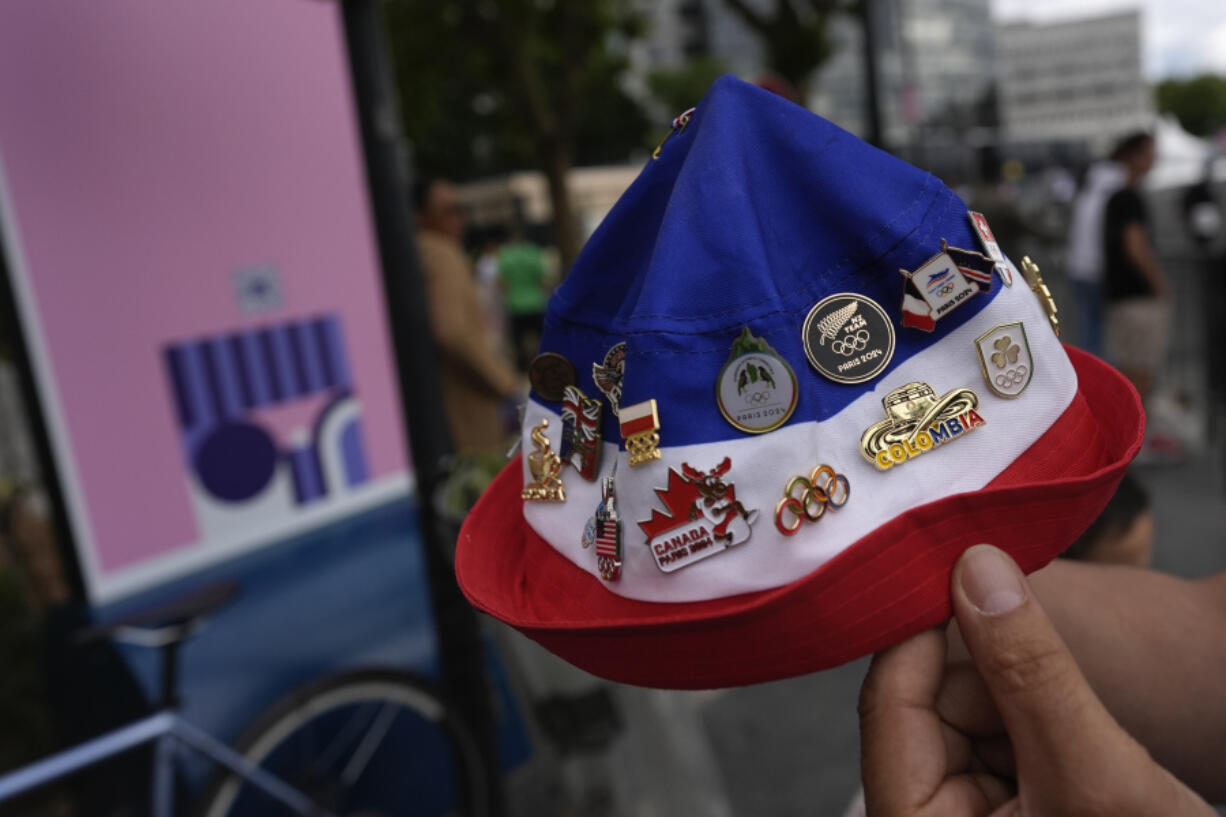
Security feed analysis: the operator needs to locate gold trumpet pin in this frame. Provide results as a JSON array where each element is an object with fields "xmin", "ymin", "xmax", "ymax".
[{"xmin": 522, "ymin": 419, "xmax": 566, "ymax": 502}]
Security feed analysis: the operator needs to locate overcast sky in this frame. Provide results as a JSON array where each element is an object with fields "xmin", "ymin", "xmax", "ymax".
[{"xmin": 991, "ymin": 0, "xmax": 1226, "ymax": 79}]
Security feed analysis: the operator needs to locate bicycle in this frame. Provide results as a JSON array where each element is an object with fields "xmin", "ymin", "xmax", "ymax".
[{"xmin": 0, "ymin": 579, "xmax": 489, "ymax": 817}]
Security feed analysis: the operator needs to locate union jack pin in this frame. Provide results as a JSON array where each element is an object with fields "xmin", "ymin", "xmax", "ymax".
[{"xmin": 559, "ymin": 385, "xmax": 602, "ymax": 480}]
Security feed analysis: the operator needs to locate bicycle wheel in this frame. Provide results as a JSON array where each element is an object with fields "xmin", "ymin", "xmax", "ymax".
[{"xmin": 197, "ymin": 669, "xmax": 488, "ymax": 817}]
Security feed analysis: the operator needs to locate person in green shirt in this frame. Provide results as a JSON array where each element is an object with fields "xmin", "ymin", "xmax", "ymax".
[{"xmin": 498, "ymin": 229, "xmax": 549, "ymax": 371}]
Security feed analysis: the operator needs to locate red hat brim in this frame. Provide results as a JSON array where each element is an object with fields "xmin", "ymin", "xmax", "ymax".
[{"xmin": 456, "ymin": 346, "xmax": 1143, "ymax": 688}]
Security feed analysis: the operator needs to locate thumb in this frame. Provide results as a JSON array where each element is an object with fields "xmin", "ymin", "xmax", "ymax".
[{"xmin": 951, "ymin": 545, "xmax": 1124, "ymax": 765}]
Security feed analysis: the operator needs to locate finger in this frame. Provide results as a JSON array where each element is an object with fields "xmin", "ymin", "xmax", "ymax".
[
  {"xmin": 950, "ymin": 545, "xmax": 1131, "ymax": 769},
  {"xmin": 971, "ymin": 735, "xmax": 1016, "ymax": 779},
  {"xmin": 859, "ymin": 628, "xmax": 948, "ymax": 816},
  {"xmin": 900, "ymin": 773, "xmax": 1012, "ymax": 817},
  {"xmin": 935, "ymin": 661, "xmax": 1003, "ymax": 738}
]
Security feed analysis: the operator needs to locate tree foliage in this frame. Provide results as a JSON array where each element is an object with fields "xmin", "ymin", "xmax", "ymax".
[
  {"xmin": 1155, "ymin": 74, "xmax": 1226, "ymax": 137},
  {"xmin": 647, "ymin": 57, "xmax": 728, "ymax": 122},
  {"xmin": 381, "ymin": 0, "xmax": 651, "ymax": 270},
  {"xmin": 719, "ymin": 0, "xmax": 854, "ymax": 102}
]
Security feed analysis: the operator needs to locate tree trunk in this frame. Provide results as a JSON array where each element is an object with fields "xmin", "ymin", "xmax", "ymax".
[{"xmin": 540, "ymin": 138, "xmax": 581, "ymax": 276}]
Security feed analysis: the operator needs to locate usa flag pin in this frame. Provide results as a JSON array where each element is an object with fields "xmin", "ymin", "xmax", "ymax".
[{"xmin": 582, "ymin": 473, "xmax": 624, "ymax": 581}]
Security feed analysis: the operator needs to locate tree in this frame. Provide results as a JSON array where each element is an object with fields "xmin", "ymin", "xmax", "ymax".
[
  {"xmin": 719, "ymin": 0, "xmax": 853, "ymax": 103},
  {"xmin": 382, "ymin": 0, "xmax": 650, "ymax": 272},
  {"xmin": 647, "ymin": 57, "xmax": 729, "ymax": 120},
  {"xmin": 1156, "ymin": 74, "xmax": 1226, "ymax": 138}
]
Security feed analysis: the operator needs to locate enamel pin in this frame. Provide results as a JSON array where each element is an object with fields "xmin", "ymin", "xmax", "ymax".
[
  {"xmin": 860, "ymin": 382, "xmax": 985, "ymax": 470},
  {"xmin": 638, "ymin": 458, "xmax": 758, "ymax": 573},
  {"xmin": 717, "ymin": 327, "xmax": 798, "ymax": 433},
  {"xmin": 528, "ymin": 353, "xmax": 576, "ymax": 402},
  {"xmin": 899, "ymin": 240, "xmax": 994, "ymax": 331},
  {"xmin": 975, "ymin": 322, "xmax": 1033, "ymax": 399},
  {"xmin": 582, "ymin": 474, "xmax": 623, "ymax": 581},
  {"xmin": 801, "ymin": 293, "xmax": 895, "ymax": 384},
  {"xmin": 774, "ymin": 464, "xmax": 850, "ymax": 536},
  {"xmin": 619, "ymin": 399, "xmax": 661, "ymax": 467},
  {"xmin": 560, "ymin": 385, "xmax": 602, "ymax": 480},
  {"xmin": 1020, "ymin": 256, "xmax": 1061, "ymax": 337},
  {"xmin": 521, "ymin": 419, "xmax": 566, "ymax": 501},
  {"xmin": 592, "ymin": 342, "xmax": 626, "ymax": 414},
  {"xmin": 967, "ymin": 211, "xmax": 1014, "ymax": 286}
]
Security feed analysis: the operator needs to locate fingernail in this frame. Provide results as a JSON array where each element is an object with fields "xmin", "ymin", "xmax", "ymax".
[{"xmin": 959, "ymin": 545, "xmax": 1026, "ymax": 615}]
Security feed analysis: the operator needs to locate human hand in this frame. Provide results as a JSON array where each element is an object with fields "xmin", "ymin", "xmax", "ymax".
[{"xmin": 858, "ymin": 544, "xmax": 1214, "ymax": 816}]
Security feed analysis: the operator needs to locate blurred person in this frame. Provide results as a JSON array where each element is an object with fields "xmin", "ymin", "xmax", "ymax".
[
  {"xmin": 498, "ymin": 228, "xmax": 549, "ymax": 372},
  {"xmin": 474, "ymin": 235, "xmax": 511, "ymax": 360},
  {"xmin": 859, "ymin": 544, "xmax": 1226, "ymax": 815},
  {"xmin": 1066, "ymin": 159, "xmax": 1125, "ymax": 357},
  {"xmin": 1063, "ymin": 471, "xmax": 1153, "ymax": 567},
  {"xmin": 413, "ymin": 177, "xmax": 519, "ymax": 455},
  {"xmin": 1182, "ymin": 156, "xmax": 1226, "ymax": 434},
  {"xmin": 1102, "ymin": 132, "xmax": 1181, "ymax": 457}
]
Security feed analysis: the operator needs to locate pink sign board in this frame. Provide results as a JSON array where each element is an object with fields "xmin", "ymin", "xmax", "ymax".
[{"xmin": 0, "ymin": 2, "xmax": 412, "ymax": 601}]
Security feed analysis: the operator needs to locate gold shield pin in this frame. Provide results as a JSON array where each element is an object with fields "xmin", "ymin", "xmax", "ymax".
[{"xmin": 975, "ymin": 322, "xmax": 1033, "ymax": 399}]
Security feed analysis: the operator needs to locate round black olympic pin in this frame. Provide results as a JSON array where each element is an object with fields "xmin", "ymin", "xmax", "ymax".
[{"xmin": 801, "ymin": 292, "xmax": 895, "ymax": 384}]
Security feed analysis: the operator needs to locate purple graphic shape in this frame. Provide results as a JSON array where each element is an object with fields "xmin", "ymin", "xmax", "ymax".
[
  {"xmin": 166, "ymin": 315, "xmax": 366, "ymax": 506},
  {"xmin": 289, "ymin": 445, "xmax": 325, "ymax": 504},
  {"xmin": 316, "ymin": 316, "xmax": 351, "ymax": 390},
  {"xmin": 258, "ymin": 329, "xmax": 285, "ymax": 401},
  {"xmin": 268, "ymin": 325, "xmax": 301, "ymax": 399},
  {"xmin": 340, "ymin": 417, "xmax": 369, "ymax": 487},
  {"xmin": 293, "ymin": 321, "xmax": 325, "ymax": 393},
  {"xmin": 193, "ymin": 422, "xmax": 277, "ymax": 502},
  {"xmin": 239, "ymin": 331, "xmax": 272, "ymax": 406},
  {"xmin": 205, "ymin": 337, "xmax": 244, "ymax": 419}
]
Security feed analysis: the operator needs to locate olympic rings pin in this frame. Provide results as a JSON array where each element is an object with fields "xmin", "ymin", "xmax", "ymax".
[
  {"xmin": 774, "ymin": 464, "xmax": 850, "ymax": 536},
  {"xmin": 995, "ymin": 365, "xmax": 1028, "ymax": 389},
  {"xmin": 830, "ymin": 329, "xmax": 871, "ymax": 357}
]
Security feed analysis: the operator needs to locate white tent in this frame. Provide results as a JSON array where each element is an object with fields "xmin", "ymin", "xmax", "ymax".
[{"xmin": 1146, "ymin": 114, "xmax": 1226, "ymax": 190}]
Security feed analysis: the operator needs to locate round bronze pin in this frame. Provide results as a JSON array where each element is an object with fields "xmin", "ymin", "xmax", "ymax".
[
  {"xmin": 529, "ymin": 352, "xmax": 577, "ymax": 401},
  {"xmin": 802, "ymin": 293, "xmax": 895, "ymax": 384}
]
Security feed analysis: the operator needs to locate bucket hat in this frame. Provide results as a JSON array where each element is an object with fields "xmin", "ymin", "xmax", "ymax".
[{"xmin": 455, "ymin": 76, "xmax": 1143, "ymax": 689}]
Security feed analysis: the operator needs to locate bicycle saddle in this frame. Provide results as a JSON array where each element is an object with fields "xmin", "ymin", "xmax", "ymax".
[{"xmin": 77, "ymin": 579, "xmax": 240, "ymax": 647}]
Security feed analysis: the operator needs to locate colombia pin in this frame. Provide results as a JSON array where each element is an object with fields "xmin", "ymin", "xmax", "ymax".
[{"xmin": 860, "ymin": 381, "xmax": 985, "ymax": 470}]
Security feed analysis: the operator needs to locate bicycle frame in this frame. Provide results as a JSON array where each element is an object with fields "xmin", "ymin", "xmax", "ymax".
[{"xmin": 0, "ymin": 710, "xmax": 339, "ymax": 817}]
